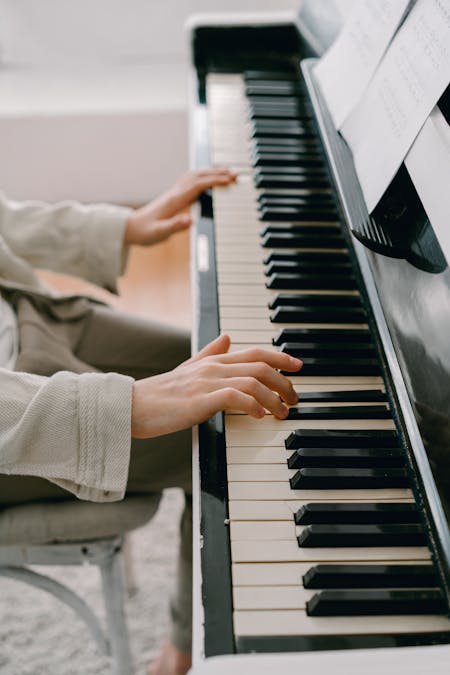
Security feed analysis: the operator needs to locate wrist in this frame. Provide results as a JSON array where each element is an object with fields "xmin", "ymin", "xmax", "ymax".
[{"xmin": 124, "ymin": 210, "xmax": 140, "ymax": 246}]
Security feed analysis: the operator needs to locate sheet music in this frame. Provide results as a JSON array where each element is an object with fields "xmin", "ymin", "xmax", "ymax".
[
  {"xmin": 405, "ymin": 106, "xmax": 450, "ymax": 264},
  {"xmin": 341, "ymin": 0, "xmax": 450, "ymax": 213},
  {"xmin": 314, "ymin": 0, "xmax": 410, "ymax": 128}
]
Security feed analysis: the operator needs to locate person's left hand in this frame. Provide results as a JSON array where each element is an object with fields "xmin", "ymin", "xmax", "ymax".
[{"xmin": 124, "ymin": 168, "xmax": 236, "ymax": 247}]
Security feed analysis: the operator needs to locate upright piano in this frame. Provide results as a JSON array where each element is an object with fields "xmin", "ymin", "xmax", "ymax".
[{"xmin": 189, "ymin": 4, "xmax": 450, "ymax": 673}]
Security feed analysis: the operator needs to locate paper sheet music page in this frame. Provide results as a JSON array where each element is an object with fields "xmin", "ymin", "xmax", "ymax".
[
  {"xmin": 341, "ymin": 0, "xmax": 450, "ymax": 213},
  {"xmin": 405, "ymin": 105, "xmax": 450, "ymax": 264},
  {"xmin": 314, "ymin": 0, "xmax": 410, "ymax": 129}
]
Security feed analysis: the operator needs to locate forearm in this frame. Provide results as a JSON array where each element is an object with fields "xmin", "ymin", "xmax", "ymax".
[
  {"xmin": 0, "ymin": 368, "xmax": 134, "ymax": 502},
  {"xmin": 0, "ymin": 194, "xmax": 132, "ymax": 292}
]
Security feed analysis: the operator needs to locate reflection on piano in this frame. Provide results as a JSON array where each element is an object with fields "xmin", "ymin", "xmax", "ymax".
[{"xmin": 189, "ymin": 6, "xmax": 450, "ymax": 674}]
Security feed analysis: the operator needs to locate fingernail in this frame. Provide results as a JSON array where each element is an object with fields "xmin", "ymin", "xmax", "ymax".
[
  {"xmin": 280, "ymin": 403, "xmax": 289, "ymax": 418},
  {"xmin": 257, "ymin": 406, "xmax": 266, "ymax": 418},
  {"xmin": 289, "ymin": 356, "xmax": 303, "ymax": 368}
]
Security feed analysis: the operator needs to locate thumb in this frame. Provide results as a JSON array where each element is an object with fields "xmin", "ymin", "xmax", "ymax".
[
  {"xmin": 164, "ymin": 213, "xmax": 192, "ymax": 235},
  {"xmin": 190, "ymin": 334, "xmax": 231, "ymax": 362}
]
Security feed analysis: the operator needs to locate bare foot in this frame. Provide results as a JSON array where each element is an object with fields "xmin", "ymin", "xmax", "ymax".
[{"xmin": 149, "ymin": 640, "xmax": 192, "ymax": 675}]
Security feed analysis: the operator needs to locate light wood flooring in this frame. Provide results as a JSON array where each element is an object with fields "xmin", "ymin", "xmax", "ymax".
[{"xmin": 38, "ymin": 229, "xmax": 191, "ymax": 329}]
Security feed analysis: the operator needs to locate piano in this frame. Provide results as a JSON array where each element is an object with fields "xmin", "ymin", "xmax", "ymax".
[{"xmin": 188, "ymin": 4, "xmax": 450, "ymax": 674}]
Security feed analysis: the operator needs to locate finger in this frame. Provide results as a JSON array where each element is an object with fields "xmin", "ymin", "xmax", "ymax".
[
  {"xmin": 207, "ymin": 387, "xmax": 266, "ymax": 419},
  {"xmin": 217, "ymin": 362, "xmax": 298, "ymax": 406},
  {"xmin": 164, "ymin": 213, "xmax": 192, "ymax": 234},
  {"xmin": 147, "ymin": 213, "xmax": 192, "ymax": 244},
  {"xmin": 196, "ymin": 167, "xmax": 237, "ymax": 178},
  {"xmin": 193, "ymin": 174, "xmax": 237, "ymax": 192},
  {"xmin": 223, "ymin": 376, "xmax": 290, "ymax": 418},
  {"xmin": 216, "ymin": 347, "xmax": 303, "ymax": 373},
  {"xmin": 189, "ymin": 334, "xmax": 231, "ymax": 363}
]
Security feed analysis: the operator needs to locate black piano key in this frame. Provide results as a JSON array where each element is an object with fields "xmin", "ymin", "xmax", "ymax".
[
  {"xmin": 254, "ymin": 137, "xmax": 320, "ymax": 148},
  {"xmin": 253, "ymin": 120, "xmax": 312, "ymax": 131},
  {"xmin": 265, "ymin": 261, "xmax": 352, "ymax": 275},
  {"xmin": 295, "ymin": 390, "xmax": 387, "ymax": 403},
  {"xmin": 267, "ymin": 273, "xmax": 355, "ymax": 289},
  {"xmin": 258, "ymin": 189, "xmax": 333, "ymax": 200},
  {"xmin": 256, "ymin": 165, "xmax": 325, "ymax": 176},
  {"xmin": 284, "ymin": 357, "xmax": 380, "ymax": 376},
  {"xmin": 269, "ymin": 293, "xmax": 360, "ymax": 309},
  {"xmin": 262, "ymin": 223, "xmax": 341, "ymax": 235},
  {"xmin": 256, "ymin": 168, "xmax": 326, "ymax": 180},
  {"xmin": 289, "ymin": 448, "xmax": 403, "ymax": 470},
  {"xmin": 263, "ymin": 235, "xmax": 345, "ymax": 250},
  {"xmin": 246, "ymin": 75, "xmax": 302, "ymax": 85},
  {"xmin": 244, "ymin": 70, "xmax": 300, "ymax": 81},
  {"xmin": 286, "ymin": 405, "xmax": 389, "ymax": 421},
  {"xmin": 260, "ymin": 207, "xmax": 338, "ymax": 221},
  {"xmin": 281, "ymin": 342, "xmax": 376, "ymax": 358},
  {"xmin": 271, "ymin": 305, "xmax": 364, "ymax": 322},
  {"xmin": 248, "ymin": 97, "xmax": 302, "ymax": 107},
  {"xmin": 306, "ymin": 589, "xmax": 445, "ymax": 616},
  {"xmin": 265, "ymin": 250, "xmax": 350, "ymax": 265},
  {"xmin": 273, "ymin": 328, "xmax": 371, "ymax": 346},
  {"xmin": 250, "ymin": 109, "xmax": 311, "ymax": 121},
  {"xmin": 285, "ymin": 429, "xmax": 400, "ymax": 450},
  {"xmin": 254, "ymin": 153, "xmax": 322, "ymax": 167},
  {"xmin": 295, "ymin": 502, "xmax": 414, "ymax": 525},
  {"xmin": 246, "ymin": 85, "xmax": 303, "ymax": 97},
  {"xmin": 257, "ymin": 174, "xmax": 328, "ymax": 188},
  {"xmin": 303, "ymin": 564, "xmax": 438, "ymax": 589},
  {"xmin": 290, "ymin": 468, "xmax": 409, "ymax": 491},
  {"xmin": 259, "ymin": 196, "xmax": 335, "ymax": 208},
  {"xmin": 252, "ymin": 128, "xmax": 315, "ymax": 140},
  {"xmin": 298, "ymin": 524, "xmax": 424, "ymax": 548}
]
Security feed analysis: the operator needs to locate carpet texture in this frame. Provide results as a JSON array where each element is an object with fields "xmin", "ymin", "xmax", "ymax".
[{"xmin": 0, "ymin": 488, "xmax": 184, "ymax": 675}]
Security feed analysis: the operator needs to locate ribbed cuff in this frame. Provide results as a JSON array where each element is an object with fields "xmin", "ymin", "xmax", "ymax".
[{"xmin": 77, "ymin": 372, "xmax": 134, "ymax": 502}]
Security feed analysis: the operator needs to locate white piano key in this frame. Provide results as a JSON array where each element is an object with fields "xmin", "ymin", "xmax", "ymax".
[
  {"xmin": 232, "ymin": 560, "xmax": 425, "ymax": 586},
  {"xmin": 289, "ymin": 376, "xmax": 384, "ymax": 385},
  {"xmin": 228, "ymin": 498, "xmax": 413, "ymax": 521},
  {"xmin": 225, "ymin": 416, "xmax": 395, "ymax": 433},
  {"xmin": 226, "ymin": 427, "xmax": 394, "ymax": 448},
  {"xmin": 227, "ymin": 446, "xmax": 287, "ymax": 464},
  {"xmin": 228, "ymin": 464, "xmax": 296, "ymax": 482},
  {"xmin": 228, "ymin": 401, "xmax": 389, "ymax": 416},
  {"xmin": 228, "ymin": 482, "xmax": 412, "ymax": 501},
  {"xmin": 233, "ymin": 585, "xmax": 315, "ymax": 610},
  {"xmin": 232, "ymin": 562, "xmax": 313, "ymax": 586},
  {"xmin": 230, "ymin": 521, "xmax": 297, "ymax": 541},
  {"xmin": 229, "ymin": 500, "xmax": 300, "ymax": 520},
  {"xmin": 221, "ymin": 317, "xmax": 371, "ymax": 331},
  {"xmin": 217, "ymin": 272, "xmax": 268, "ymax": 285},
  {"xmin": 221, "ymin": 305, "xmax": 273, "ymax": 318},
  {"xmin": 227, "ymin": 330, "xmax": 368, "ymax": 344},
  {"xmin": 233, "ymin": 611, "xmax": 450, "ymax": 637},
  {"xmin": 231, "ymin": 540, "xmax": 430, "ymax": 564}
]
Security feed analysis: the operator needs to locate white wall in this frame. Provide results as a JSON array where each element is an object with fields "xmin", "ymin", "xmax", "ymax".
[
  {"xmin": 0, "ymin": 1, "xmax": 300, "ymax": 202},
  {"xmin": 0, "ymin": 0, "xmax": 300, "ymax": 66}
]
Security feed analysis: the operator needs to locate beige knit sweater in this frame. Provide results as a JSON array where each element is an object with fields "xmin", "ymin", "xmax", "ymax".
[{"xmin": 0, "ymin": 193, "xmax": 135, "ymax": 502}]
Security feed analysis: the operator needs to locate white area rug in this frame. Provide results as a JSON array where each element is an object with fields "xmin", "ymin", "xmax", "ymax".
[{"xmin": 0, "ymin": 489, "xmax": 184, "ymax": 675}]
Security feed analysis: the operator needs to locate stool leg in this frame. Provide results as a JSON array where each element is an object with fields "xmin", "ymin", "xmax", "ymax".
[
  {"xmin": 122, "ymin": 533, "xmax": 138, "ymax": 596},
  {"xmin": 99, "ymin": 547, "xmax": 134, "ymax": 675}
]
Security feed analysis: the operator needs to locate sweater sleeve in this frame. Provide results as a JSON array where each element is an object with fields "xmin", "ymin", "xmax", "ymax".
[
  {"xmin": 0, "ymin": 193, "xmax": 133, "ymax": 293},
  {"xmin": 0, "ymin": 368, "xmax": 134, "ymax": 502}
]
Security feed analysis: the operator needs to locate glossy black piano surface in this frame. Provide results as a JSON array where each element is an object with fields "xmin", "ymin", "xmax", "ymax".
[{"xmin": 191, "ymin": 8, "xmax": 450, "ymax": 660}]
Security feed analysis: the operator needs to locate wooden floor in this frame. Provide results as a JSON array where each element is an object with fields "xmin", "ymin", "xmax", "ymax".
[{"xmin": 38, "ymin": 229, "xmax": 192, "ymax": 329}]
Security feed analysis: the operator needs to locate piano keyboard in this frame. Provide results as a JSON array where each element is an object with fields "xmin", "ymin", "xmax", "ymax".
[{"xmin": 205, "ymin": 70, "xmax": 450, "ymax": 650}]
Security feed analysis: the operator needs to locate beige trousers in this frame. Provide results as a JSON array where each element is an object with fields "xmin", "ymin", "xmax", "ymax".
[{"xmin": 0, "ymin": 294, "xmax": 193, "ymax": 652}]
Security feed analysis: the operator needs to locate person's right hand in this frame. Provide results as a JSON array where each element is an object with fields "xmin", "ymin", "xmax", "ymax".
[{"xmin": 131, "ymin": 334, "xmax": 302, "ymax": 439}]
